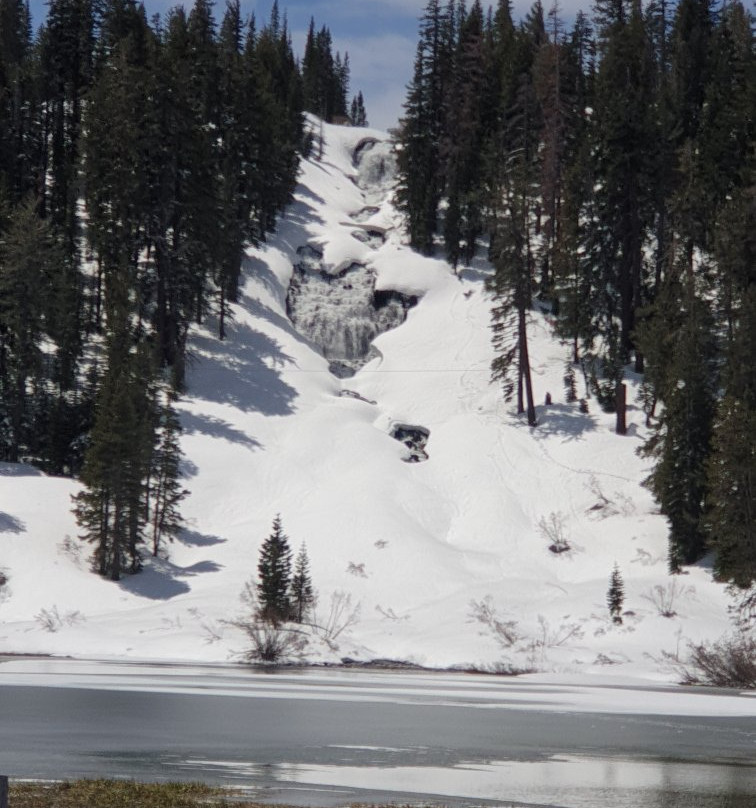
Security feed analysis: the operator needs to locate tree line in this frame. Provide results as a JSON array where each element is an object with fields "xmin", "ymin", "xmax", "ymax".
[
  {"xmin": 397, "ymin": 0, "xmax": 754, "ymax": 591},
  {"xmin": 0, "ymin": 0, "xmax": 365, "ymax": 580}
]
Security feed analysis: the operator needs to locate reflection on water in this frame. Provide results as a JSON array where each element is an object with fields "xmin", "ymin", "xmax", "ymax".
[{"xmin": 175, "ymin": 754, "xmax": 756, "ymax": 808}]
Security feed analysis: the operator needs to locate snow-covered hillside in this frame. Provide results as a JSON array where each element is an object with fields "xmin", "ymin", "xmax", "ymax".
[{"xmin": 0, "ymin": 120, "xmax": 735, "ymax": 679}]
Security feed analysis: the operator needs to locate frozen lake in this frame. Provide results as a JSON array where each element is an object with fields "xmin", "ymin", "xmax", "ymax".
[{"xmin": 1, "ymin": 659, "xmax": 755, "ymax": 807}]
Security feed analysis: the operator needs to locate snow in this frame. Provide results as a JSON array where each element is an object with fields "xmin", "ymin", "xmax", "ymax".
[
  {"xmin": 0, "ymin": 659, "xmax": 753, "ymax": 715},
  {"xmin": 0, "ymin": 118, "xmax": 742, "ymax": 686}
]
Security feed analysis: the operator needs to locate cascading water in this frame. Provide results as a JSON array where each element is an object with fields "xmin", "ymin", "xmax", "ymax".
[
  {"xmin": 287, "ymin": 256, "xmax": 414, "ymax": 378},
  {"xmin": 287, "ymin": 136, "xmax": 416, "ymax": 379},
  {"xmin": 354, "ymin": 138, "xmax": 397, "ymax": 201}
]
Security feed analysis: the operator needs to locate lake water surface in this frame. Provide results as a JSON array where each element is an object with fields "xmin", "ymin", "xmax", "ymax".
[{"xmin": 1, "ymin": 660, "xmax": 754, "ymax": 807}]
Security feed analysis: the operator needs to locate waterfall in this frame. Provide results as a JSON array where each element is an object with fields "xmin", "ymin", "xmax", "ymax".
[
  {"xmin": 287, "ymin": 259, "xmax": 414, "ymax": 378},
  {"xmin": 287, "ymin": 136, "xmax": 415, "ymax": 379}
]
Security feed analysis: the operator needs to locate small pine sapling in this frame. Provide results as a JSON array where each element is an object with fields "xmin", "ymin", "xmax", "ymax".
[
  {"xmin": 290, "ymin": 543, "xmax": 315, "ymax": 623},
  {"xmin": 564, "ymin": 361, "xmax": 578, "ymax": 403},
  {"xmin": 608, "ymin": 564, "xmax": 625, "ymax": 624}
]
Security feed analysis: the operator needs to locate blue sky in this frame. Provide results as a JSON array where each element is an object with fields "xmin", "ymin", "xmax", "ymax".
[{"xmin": 29, "ymin": 0, "xmax": 584, "ymax": 131}]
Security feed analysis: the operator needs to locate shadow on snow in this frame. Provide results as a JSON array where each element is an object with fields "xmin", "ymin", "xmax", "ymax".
[
  {"xmin": 179, "ymin": 410, "xmax": 262, "ymax": 451},
  {"xmin": 532, "ymin": 403, "xmax": 599, "ymax": 440},
  {"xmin": 119, "ymin": 557, "xmax": 224, "ymax": 600},
  {"xmin": 0, "ymin": 512, "xmax": 25, "ymax": 533},
  {"xmin": 187, "ymin": 320, "xmax": 297, "ymax": 417},
  {"xmin": 178, "ymin": 529, "xmax": 227, "ymax": 548}
]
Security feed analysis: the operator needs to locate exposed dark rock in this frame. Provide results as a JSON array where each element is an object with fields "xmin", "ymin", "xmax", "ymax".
[
  {"xmin": 339, "ymin": 389, "xmax": 377, "ymax": 405},
  {"xmin": 390, "ymin": 424, "xmax": 430, "ymax": 463},
  {"xmin": 374, "ymin": 288, "xmax": 418, "ymax": 311},
  {"xmin": 352, "ymin": 206, "xmax": 380, "ymax": 223},
  {"xmin": 351, "ymin": 229, "xmax": 385, "ymax": 248}
]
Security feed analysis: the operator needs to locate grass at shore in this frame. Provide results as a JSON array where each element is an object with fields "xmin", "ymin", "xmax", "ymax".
[
  {"xmin": 9, "ymin": 778, "xmax": 756, "ymax": 808},
  {"xmin": 9, "ymin": 780, "xmax": 276, "ymax": 808}
]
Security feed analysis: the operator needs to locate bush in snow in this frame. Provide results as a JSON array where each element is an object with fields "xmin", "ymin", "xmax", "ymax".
[
  {"xmin": 682, "ymin": 633, "xmax": 756, "ymax": 689},
  {"xmin": 538, "ymin": 511, "xmax": 570, "ymax": 554},
  {"xmin": 310, "ymin": 591, "xmax": 361, "ymax": 650},
  {"xmin": 643, "ymin": 579, "xmax": 694, "ymax": 618},
  {"xmin": 729, "ymin": 585, "xmax": 756, "ymax": 631},
  {"xmin": 238, "ymin": 617, "xmax": 308, "ymax": 663},
  {"xmin": 469, "ymin": 597, "xmax": 519, "ymax": 648},
  {"xmin": 35, "ymin": 605, "xmax": 84, "ymax": 632},
  {"xmin": 233, "ymin": 580, "xmax": 308, "ymax": 663}
]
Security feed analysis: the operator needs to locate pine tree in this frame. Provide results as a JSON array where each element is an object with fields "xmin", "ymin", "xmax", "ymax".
[
  {"xmin": 0, "ymin": 0, "xmax": 37, "ymax": 203},
  {"xmin": 146, "ymin": 402, "xmax": 188, "ymax": 558},
  {"xmin": 584, "ymin": 0, "xmax": 656, "ymax": 371},
  {"xmin": 290, "ymin": 543, "xmax": 315, "ymax": 624},
  {"xmin": 487, "ymin": 62, "xmax": 540, "ymax": 427},
  {"xmin": 72, "ymin": 339, "xmax": 157, "ymax": 581},
  {"xmin": 640, "ymin": 274, "xmax": 718, "ymax": 572},
  {"xmin": 607, "ymin": 564, "xmax": 625, "ymax": 624},
  {"xmin": 216, "ymin": 0, "xmax": 248, "ymax": 339},
  {"xmin": 42, "ymin": 0, "xmax": 94, "ymax": 254},
  {"xmin": 707, "ymin": 394, "xmax": 756, "ymax": 589},
  {"xmin": 0, "ymin": 198, "xmax": 46, "ymax": 462},
  {"xmin": 257, "ymin": 515, "xmax": 293, "ymax": 623},
  {"xmin": 705, "ymin": 168, "xmax": 756, "ymax": 588},
  {"xmin": 396, "ymin": 0, "xmax": 457, "ymax": 254},
  {"xmin": 72, "ymin": 257, "xmax": 158, "ymax": 581},
  {"xmin": 350, "ymin": 91, "xmax": 367, "ymax": 126},
  {"xmin": 442, "ymin": 0, "xmax": 487, "ymax": 267}
]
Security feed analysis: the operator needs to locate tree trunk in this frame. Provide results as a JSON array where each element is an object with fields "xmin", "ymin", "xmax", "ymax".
[
  {"xmin": 616, "ymin": 382, "xmax": 627, "ymax": 435},
  {"xmin": 519, "ymin": 307, "xmax": 537, "ymax": 426},
  {"xmin": 219, "ymin": 285, "xmax": 226, "ymax": 341}
]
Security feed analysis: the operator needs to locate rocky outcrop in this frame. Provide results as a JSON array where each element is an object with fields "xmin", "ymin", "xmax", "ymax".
[{"xmin": 390, "ymin": 424, "xmax": 430, "ymax": 463}]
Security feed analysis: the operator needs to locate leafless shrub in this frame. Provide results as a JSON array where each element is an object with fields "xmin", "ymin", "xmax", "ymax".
[
  {"xmin": 347, "ymin": 562, "xmax": 367, "ymax": 577},
  {"xmin": 310, "ymin": 591, "xmax": 361, "ymax": 648},
  {"xmin": 631, "ymin": 547, "xmax": 659, "ymax": 566},
  {"xmin": 585, "ymin": 477, "xmax": 636, "ymax": 519},
  {"xmin": 374, "ymin": 539, "xmax": 389, "ymax": 549},
  {"xmin": 586, "ymin": 476, "xmax": 635, "ymax": 519},
  {"xmin": 200, "ymin": 621, "xmax": 225, "ymax": 644},
  {"xmin": 538, "ymin": 511, "xmax": 570, "ymax": 554},
  {"xmin": 586, "ymin": 475, "xmax": 612, "ymax": 512},
  {"xmin": 0, "ymin": 569, "xmax": 7, "ymax": 589},
  {"xmin": 188, "ymin": 607, "xmax": 225, "ymax": 645},
  {"xmin": 235, "ymin": 618, "xmax": 308, "ymax": 662},
  {"xmin": 230, "ymin": 583, "xmax": 308, "ymax": 662},
  {"xmin": 58, "ymin": 534, "xmax": 83, "ymax": 566},
  {"xmin": 643, "ymin": 579, "xmax": 695, "ymax": 618},
  {"xmin": 35, "ymin": 605, "xmax": 84, "ymax": 633},
  {"xmin": 728, "ymin": 585, "xmax": 756, "ymax": 631},
  {"xmin": 681, "ymin": 633, "xmax": 756, "ymax": 689},
  {"xmin": 375, "ymin": 605, "xmax": 409, "ymax": 621},
  {"xmin": 469, "ymin": 596, "xmax": 519, "ymax": 648},
  {"xmin": 534, "ymin": 614, "xmax": 584, "ymax": 650},
  {"xmin": 614, "ymin": 491, "xmax": 636, "ymax": 517}
]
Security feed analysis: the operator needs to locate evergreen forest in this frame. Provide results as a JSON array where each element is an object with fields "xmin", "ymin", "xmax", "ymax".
[
  {"xmin": 0, "ymin": 0, "xmax": 360, "ymax": 580},
  {"xmin": 396, "ymin": 0, "xmax": 754, "ymax": 592},
  {"xmin": 0, "ymin": 0, "xmax": 753, "ymax": 607}
]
